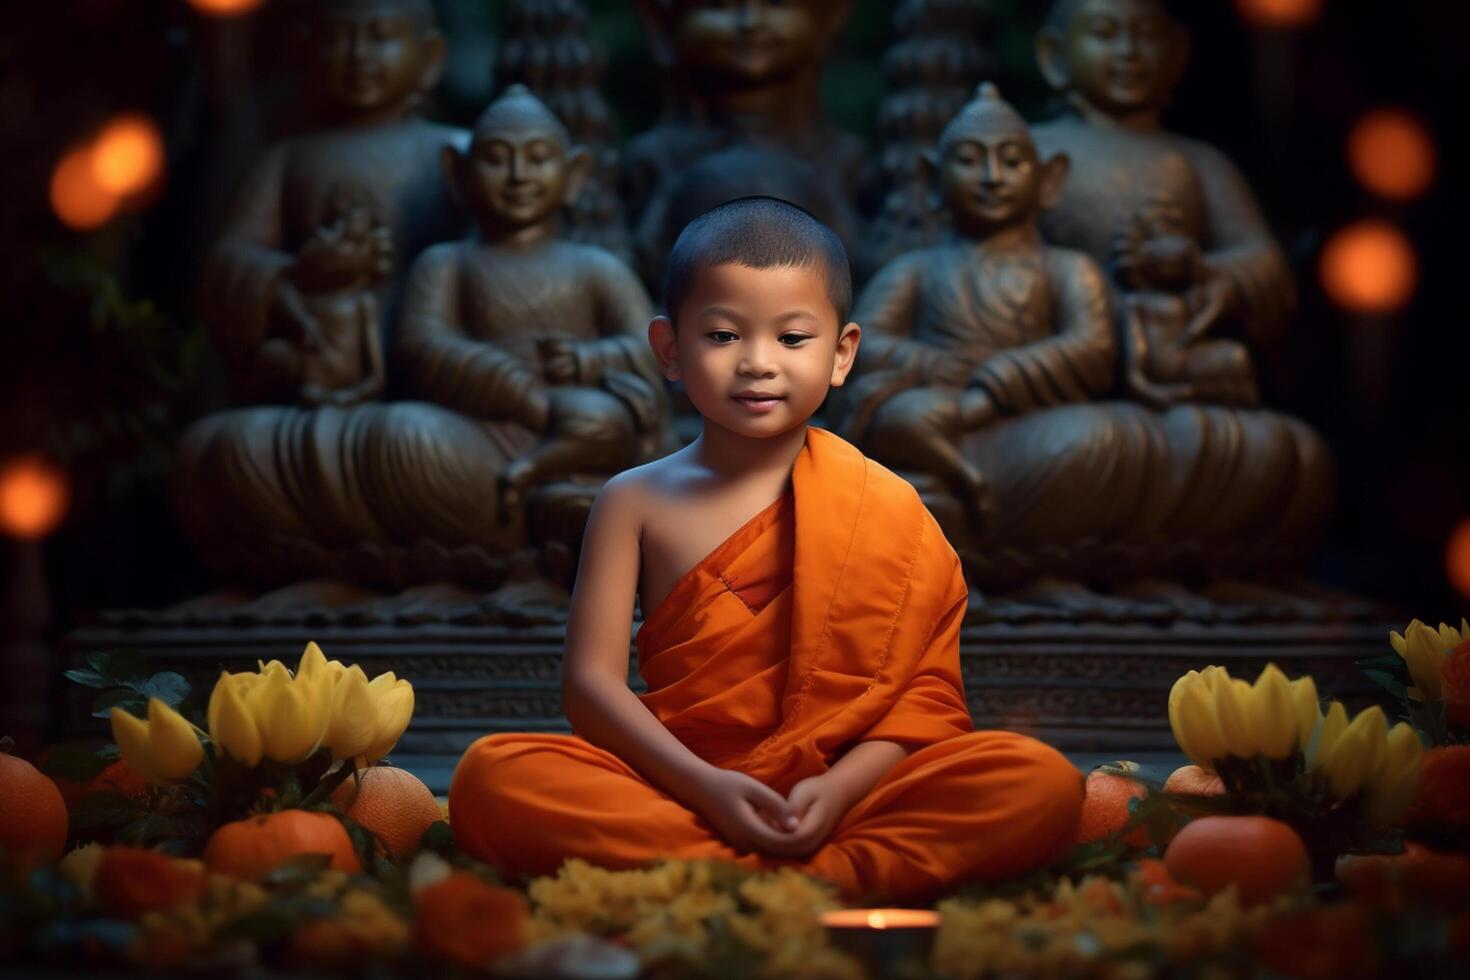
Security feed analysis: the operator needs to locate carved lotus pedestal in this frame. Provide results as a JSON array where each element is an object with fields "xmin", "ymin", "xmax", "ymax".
[{"xmin": 67, "ymin": 589, "xmax": 1389, "ymax": 793}]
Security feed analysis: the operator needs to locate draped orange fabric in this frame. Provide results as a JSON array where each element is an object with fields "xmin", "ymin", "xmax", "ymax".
[{"xmin": 450, "ymin": 427, "xmax": 1084, "ymax": 902}]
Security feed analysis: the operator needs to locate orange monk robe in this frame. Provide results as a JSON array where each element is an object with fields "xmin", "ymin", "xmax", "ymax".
[{"xmin": 450, "ymin": 427, "xmax": 1083, "ymax": 902}]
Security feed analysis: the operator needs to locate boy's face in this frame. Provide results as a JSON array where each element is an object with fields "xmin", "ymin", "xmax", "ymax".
[{"xmin": 650, "ymin": 262, "xmax": 859, "ymax": 440}]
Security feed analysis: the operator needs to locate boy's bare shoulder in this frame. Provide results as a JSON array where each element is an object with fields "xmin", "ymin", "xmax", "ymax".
[{"xmin": 593, "ymin": 450, "xmax": 698, "ymax": 529}]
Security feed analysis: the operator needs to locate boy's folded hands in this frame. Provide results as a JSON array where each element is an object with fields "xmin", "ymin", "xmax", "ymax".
[{"xmin": 688, "ymin": 766, "xmax": 853, "ymax": 859}]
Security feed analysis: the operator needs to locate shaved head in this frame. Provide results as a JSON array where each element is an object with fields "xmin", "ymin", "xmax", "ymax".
[
  {"xmin": 472, "ymin": 84, "xmax": 569, "ymax": 145},
  {"xmin": 937, "ymin": 83, "xmax": 1032, "ymax": 157}
]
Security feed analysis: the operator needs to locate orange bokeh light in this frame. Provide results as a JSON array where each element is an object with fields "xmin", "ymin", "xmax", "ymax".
[
  {"xmin": 50, "ymin": 146, "xmax": 119, "ymax": 230},
  {"xmin": 1448, "ymin": 520, "xmax": 1470, "ymax": 600},
  {"xmin": 1347, "ymin": 110, "xmax": 1435, "ymax": 202},
  {"xmin": 1319, "ymin": 220, "xmax": 1417, "ymax": 315},
  {"xmin": 1236, "ymin": 0, "xmax": 1323, "ymax": 28},
  {"xmin": 91, "ymin": 114, "xmax": 165, "ymax": 197},
  {"xmin": 187, "ymin": 0, "xmax": 267, "ymax": 15},
  {"xmin": 0, "ymin": 456, "xmax": 69, "ymax": 540}
]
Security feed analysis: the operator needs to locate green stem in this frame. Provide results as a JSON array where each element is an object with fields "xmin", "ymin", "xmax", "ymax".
[{"xmin": 299, "ymin": 761, "xmax": 357, "ymax": 810}]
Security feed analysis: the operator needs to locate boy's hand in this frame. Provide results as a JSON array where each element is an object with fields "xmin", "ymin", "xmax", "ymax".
[
  {"xmin": 689, "ymin": 767, "xmax": 800, "ymax": 856},
  {"xmin": 760, "ymin": 773, "xmax": 851, "ymax": 859}
]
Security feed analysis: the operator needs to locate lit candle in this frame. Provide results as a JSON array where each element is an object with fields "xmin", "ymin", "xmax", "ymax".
[{"xmin": 821, "ymin": 908, "xmax": 940, "ymax": 974}]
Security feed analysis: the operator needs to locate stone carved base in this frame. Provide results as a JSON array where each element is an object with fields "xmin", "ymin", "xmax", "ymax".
[{"xmin": 66, "ymin": 584, "xmax": 1394, "ymax": 791}]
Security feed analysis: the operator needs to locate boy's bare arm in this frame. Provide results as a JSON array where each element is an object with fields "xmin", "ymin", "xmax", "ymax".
[{"xmin": 560, "ymin": 476, "xmax": 800, "ymax": 853}]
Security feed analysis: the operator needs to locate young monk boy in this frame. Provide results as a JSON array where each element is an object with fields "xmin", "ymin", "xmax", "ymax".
[{"xmin": 449, "ymin": 198, "xmax": 1084, "ymax": 903}]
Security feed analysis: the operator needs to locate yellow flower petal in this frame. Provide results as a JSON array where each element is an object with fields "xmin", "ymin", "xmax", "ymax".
[
  {"xmin": 297, "ymin": 641, "xmax": 329, "ymax": 681},
  {"xmin": 1249, "ymin": 664, "xmax": 1298, "ymax": 760},
  {"xmin": 363, "ymin": 679, "xmax": 414, "ymax": 764},
  {"xmin": 1170, "ymin": 673, "xmax": 1226, "ymax": 771},
  {"xmin": 1213, "ymin": 678, "xmax": 1257, "ymax": 760},
  {"xmin": 1318, "ymin": 705, "xmax": 1387, "ymax": 799},
  {"xmin": 1289, "ymin": 676, "xmax": 1320, "ymax": 754},
  {"xmin": 252, "ymin": 663, "xmax": 318, "ymax": 763},
  {"xmin": 110, "ymin": 706, "xmax": 166, "ymax": 786},
  {"xmin": 146, "ymin": 697, "xmax": 203, "ymax": 781},
  {"xmin": 210, "ymin": 672, "xmax": 263, "ymax": 767},
  {"xmin": 323, "ymin": 665, "xmax": 378, "ymax": 762}
]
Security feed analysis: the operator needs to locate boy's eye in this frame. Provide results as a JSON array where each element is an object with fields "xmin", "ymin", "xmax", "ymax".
[
  {"xmin": 779, "ymin": 333, "xmax": 811, "ymax": 347},
  {"xmin": 707, "ymin": 330, "xmax": 738, "ymax": 343}
]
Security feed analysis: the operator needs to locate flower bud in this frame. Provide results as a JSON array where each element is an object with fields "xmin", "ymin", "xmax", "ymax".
[
  {"xmin": 323, "ymin": 665, "xmax": 379, "ymax": 762},
  {"xmin": 1249, "ymin": 664, "xmax": 1299, "ymax": 760},
  {"xmin": 209, "ymin": 671, "xmax": 263, "ymax": 767}
]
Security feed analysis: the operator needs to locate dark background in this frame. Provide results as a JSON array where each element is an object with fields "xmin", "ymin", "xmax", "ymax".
[{"xmin": 1, "ymin": 0, "xmax": 1465, "ymax": 631}]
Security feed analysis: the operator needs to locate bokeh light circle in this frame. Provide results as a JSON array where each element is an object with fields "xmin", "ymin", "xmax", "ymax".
[
  {"xmin": 1347, "ymin": 110, "xmax": 1435, "ymax": 202},
  {"xmin": 1447, "ymin": 520, "xmax": 1470, "ymax": 600},
  {"xmin": 1236, "ymin": 0, "xmax": 1323, "ymax": 28},
  {"xmin": 50, "ymin": 147, "xmax": 119, "ymax": 230},
  {"xmin": 187, "ymin": 0, "xmax": 267, "ymax": 15},
  {"xmin": 0, "ymin": 456, "xmax": 69, "ymax": 540},
  {"xmin": 91, "ymin": 114, "xmax": 165, "ymax": 197},
  {"xmin": 1319, "ymin": 220, "xmax": 1417, "ymax": 315}
]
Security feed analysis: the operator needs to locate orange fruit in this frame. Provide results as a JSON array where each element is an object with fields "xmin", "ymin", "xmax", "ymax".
[
  {"xmin": 203, "ymin": 810, "xmax": 361, "ymax": 880},
  {"xmin": 1163, "ymin": 764, "xmax": 1224, "ymax": 797},
  {"xmin": 414, "ymin": 871, "xmax": 528, "ymax": 967},
  {"xmin": 1074, "ymin": 767, "xmax": 1150, "ymax": 846},
  {"xmin": 332, "ymin": 766, "xmax": 442, "ymax": 861},
  {"xmin": 1403, "ymin": 745, "xmax": 1470, "ymax": 833},
  {"xmin": 0, "ymin": 750, "xmax": 69, "ymax": 869},
  {"xmin": 1337, "ymin": 841, "xmax": 1470, "ymax": 912},
  {"xmin": 1164, "ymin": 815, "xmax": 1309, "ymax": 904},
  {"xmin": 94, "ymin": 846, "xmax": 207, "ymax": 918}
]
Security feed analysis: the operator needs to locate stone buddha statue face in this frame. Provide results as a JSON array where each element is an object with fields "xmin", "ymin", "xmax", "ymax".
[
  {"xmin": 642, "ymin": 0, "xmax": 852, "ymax": 89},
  {"xmin": 926, "ymin": 83, "xmax": 1070, "ymax": 238},
  {"xmin": 444, "ymin": 85, "xmax": 592, "ymax": 240},
  {"xmin": 1037, "ymin": 0, "xmax": 1188, "ymax": 120},
  {"xmin": 308, "ymin": 0, "xmax": 447, "ymax": 120}
]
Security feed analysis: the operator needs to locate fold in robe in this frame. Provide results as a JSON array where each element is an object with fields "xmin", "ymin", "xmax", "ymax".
[{"xmin": 450, "ymin": 427, "xmax": 1083, "ymax": 901}]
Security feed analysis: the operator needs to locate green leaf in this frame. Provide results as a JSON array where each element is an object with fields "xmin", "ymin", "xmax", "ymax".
[
  {"xmin": 1363, "ymin": 669, "xmax": 1408, "ymax": 699},
  {"xmin": 62, "ymin": 668, "xmax": 111, "ymax": 689},
  {"xmin": 39, "ymin": 746, "xmax": 113, "ymax": 783},
  {"xmin": 90, "ymin": 688, "xmax": 142, "ymax": 719},
  {"xmin": 137, "ymin": 672, "xmax": 190, "ymax": 707},
  {"xmin": 419, "ymin": 820, "xmax": 454, "ymax": 855}
]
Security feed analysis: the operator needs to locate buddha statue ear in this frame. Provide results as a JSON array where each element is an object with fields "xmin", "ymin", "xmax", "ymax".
[
  {"xmin": 1035, "ymin": 28, "xmax": 1070, "ymax": 93},
  {"xmin": 416, "ymin": 28, "xmax": 449, "ymax": 96},
  {"xmin": 1159, "ymin": 21, "xmax": 1191, "ymax": 103},
  {"xmin": 1038, "ymin": 152, "xmax": 1071, "ymax": 210},
  {"xmin": 562, "ymin": 145, "xmax": 595, "ymax": 208},
  {"xmin": 441, "ymin": 143, "xmax": 467, "ymax": 210}
]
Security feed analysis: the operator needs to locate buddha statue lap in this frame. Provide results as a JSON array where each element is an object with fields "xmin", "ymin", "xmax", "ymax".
[
  {"xmin": 175, "ymin": 84, "xmax": 667, "ymax": 588},
  {"xmin": 840, "ymin": 83, "xmax": 1333, "ymax": 610}
]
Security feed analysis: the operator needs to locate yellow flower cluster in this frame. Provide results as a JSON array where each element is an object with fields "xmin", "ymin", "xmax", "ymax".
[
  {"xmin": 525, "ymin": 859, "xmax": 860, "ymax": 979},
  {"xmin": 1390, "ymin": 618, "xmax": 1467, "ymax": 701},
  {"xmin": 1168, "ymin": 663, "xmax": 1423, "ymax": 823},
  {"xmin": 931, "ymin": 870, "xmax": 1277, "ymax": 979},
  {"xmin": 109, "ymin": 698, "xmax": 203, "ymax": 786},
  {"xmin": 207, "ymin": 642, "xmax": 414, "ymax": 768},
  {"xmin": 1168, "ymin": 664, "xmax": 1319, "ymax": 767}
]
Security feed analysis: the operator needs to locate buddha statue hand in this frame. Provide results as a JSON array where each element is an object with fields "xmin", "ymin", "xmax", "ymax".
[
  {"xmin": 537, "ymin": 337, "xmax": 581, "ymax": 386},
  {"xmin": 925, "ymin": 350, "xmax": 973, "ymax": 389},
  {"xmin": 269, "ymin": 277, "xmax": 325, "ymax": 353},
  {"xmin": 288, "ymin": 207, "xmax": 393, "ymax": 295},
  {"xmin": 1125, "ymin": 372, "xmax": 1195, "ymax": 411}
]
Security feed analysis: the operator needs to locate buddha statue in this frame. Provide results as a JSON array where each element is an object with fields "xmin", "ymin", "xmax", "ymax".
[
  {"xmin": 1032, "ymin": 0, "xmax": 1293, "ymax": 354},
  {"xmin": 175, "ymin": 86, "xmax": 666, "ymax": 588},
  {"xmin": 840, "ymin": 82, "xmax": 1333, "ymax": 615},
  {"xmin": 626, "ymin": 0, "xmax": 864, "ymax": 289},
  {"xmin": 203, "ymin": 0, "xmax": 466, "ymax": 408}
]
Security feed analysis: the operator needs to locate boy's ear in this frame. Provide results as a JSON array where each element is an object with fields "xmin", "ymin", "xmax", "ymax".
[
  {"xmin": 829, "ymin": 322, "xmax": 862, "ymax": 387},
  {"xmin": 648, "ymin": 316, "xmax": 680, "ymax": 381},
  {"xmin": 441, "ymin": 144, "xmax": 466, "ymax": 210}
]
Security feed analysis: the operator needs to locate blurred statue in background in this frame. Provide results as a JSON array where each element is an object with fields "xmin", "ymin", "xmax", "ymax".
[
  {"xmin": 840, "ymin": 83, "xmax": 1333, "ymax": 614},
  {"xmin": 494, "ymin": 0, "xmax": 633, "ymax": 263},
  {"xmin": 203, "ymin": 0, "xmax": 465, "ymax": 407},
  {"xmin": 627, "ymin": 0, "xmax": 863, "ymax": 289},
  {"xmin": 857, "ymin": 0, "xmax": 995, "ymax": 281},
  {"xmin": 1033, "ymin": 0, "xmax": 1293, "ymax": 358},
  {"xmin": 175, "ymin": 85, "xmax": 664, "ymax": 589}
]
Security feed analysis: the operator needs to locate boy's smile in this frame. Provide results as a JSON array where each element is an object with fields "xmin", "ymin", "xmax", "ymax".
[{"xmin": 650, "ymin": 262, "xmax": 860, "ymax": 439}]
